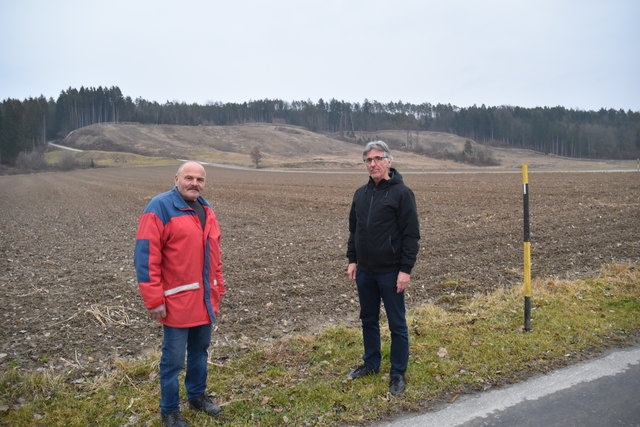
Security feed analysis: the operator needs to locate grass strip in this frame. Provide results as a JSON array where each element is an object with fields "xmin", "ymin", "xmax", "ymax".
[{"xmin": 1, "ymin": 263, "xmax": 638, "ymax": 426}]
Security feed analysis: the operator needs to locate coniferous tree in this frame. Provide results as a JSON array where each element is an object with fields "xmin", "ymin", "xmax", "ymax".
[{"xmin": 2, "ymin": 86, "xmax": 640, "ymax": 166}]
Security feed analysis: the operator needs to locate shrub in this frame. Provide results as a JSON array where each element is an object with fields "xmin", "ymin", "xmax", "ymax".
[
  {"xmin": 56, "ymin": 152, "xmax": 79, "ymax": 171},
  {"xmin": 15, "ymin": 149, "xmax": 48, "ymax": 171}
]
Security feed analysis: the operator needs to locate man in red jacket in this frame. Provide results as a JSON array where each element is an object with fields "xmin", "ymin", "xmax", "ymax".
[{"xmin": 135, "ymin": 161, "xmax": 225, "ymax": 427}]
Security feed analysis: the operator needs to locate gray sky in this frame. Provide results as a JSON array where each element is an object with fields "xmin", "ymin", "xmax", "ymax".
[{"xmin": 1, "ymin": 0, "xmax": 639, "ymax": 111}]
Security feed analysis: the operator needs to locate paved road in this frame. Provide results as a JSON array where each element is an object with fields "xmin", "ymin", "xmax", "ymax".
[{"xmin": 384, "ymin": 346, "xmax": 640, "ymax": 427}]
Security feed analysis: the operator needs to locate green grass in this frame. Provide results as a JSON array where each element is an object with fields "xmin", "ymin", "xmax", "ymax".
[
  {"xmin": 1, "ymin": 264, "xmax": 638, "ymax": 426},
  {"xmin": 45, "ymin": 149, "xmax": 179, "ymax": 168}
]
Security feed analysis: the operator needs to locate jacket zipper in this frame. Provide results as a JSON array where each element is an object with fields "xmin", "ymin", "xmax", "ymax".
[{"xmin": 366, "ymin": 189, "xmax": 375, "ymax": 228}]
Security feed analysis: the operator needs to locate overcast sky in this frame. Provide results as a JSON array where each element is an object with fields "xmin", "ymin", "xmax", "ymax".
[{"xmin": 1, "ymin": 0, "xmax": 638, "ymax": 111}]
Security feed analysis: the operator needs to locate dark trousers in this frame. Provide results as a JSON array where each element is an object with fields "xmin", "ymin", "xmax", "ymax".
[{"xmin": 356, "ymin": 269, "xmax": 409, "ymax": 377}]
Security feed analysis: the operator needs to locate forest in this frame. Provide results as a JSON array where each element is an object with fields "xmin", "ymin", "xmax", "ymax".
[{"xmin": 1, "ymin": 86, "xmax": 639, "ymax": 166}]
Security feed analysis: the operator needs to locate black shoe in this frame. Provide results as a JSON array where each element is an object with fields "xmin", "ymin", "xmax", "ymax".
[
  {"xmin": 189, "ymin": 394, "xmax": 222, "ymax": 417},
  {"xmin": 346, "ymin": 364, "xmax": 379, "ymax": 379},
  {"xmin": 161, "ymin": 411, "xmax": 189, "ymax": 427},
  {"xmin": 389, "ymin": 375, "xmax": 406, "ymax": 395}
]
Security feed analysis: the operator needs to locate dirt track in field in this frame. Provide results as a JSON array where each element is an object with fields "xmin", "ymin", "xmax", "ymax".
[{"xmin": 0, "ymin": 166, "xmax": 639, "ymax": 375}]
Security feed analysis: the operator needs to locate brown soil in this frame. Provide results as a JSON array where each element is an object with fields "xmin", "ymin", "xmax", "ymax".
[{"xmin": 0, "ymin": 166, "xmax": 639, "ymax": 376}]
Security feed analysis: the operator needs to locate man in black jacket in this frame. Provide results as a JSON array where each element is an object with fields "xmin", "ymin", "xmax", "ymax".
[{"xmin": 346, "ymin": 141, "xmax": 420, "ymax": 395}]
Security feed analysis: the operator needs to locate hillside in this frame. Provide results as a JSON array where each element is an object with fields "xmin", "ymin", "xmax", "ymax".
[{"xmin": 57, "ymin": 123, "xmax": 637, "ymax": 171}]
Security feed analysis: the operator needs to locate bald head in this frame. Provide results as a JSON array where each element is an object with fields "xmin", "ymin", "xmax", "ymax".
[
  {"xmin": 174, "ymin": 161, "xmax": 206, "ymax": 201},
  {"xmin": 176, "ymin": 161, "xmax": 205, "ymax": 177}
]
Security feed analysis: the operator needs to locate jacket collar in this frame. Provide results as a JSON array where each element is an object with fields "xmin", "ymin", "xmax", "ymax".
[
  {"xmin": 368, "ymin": 167, "xmax": 401, "ymax": 188},
  {"xmin": 170, "ymin": 186, "xmax": 211, "ymax": 209}
]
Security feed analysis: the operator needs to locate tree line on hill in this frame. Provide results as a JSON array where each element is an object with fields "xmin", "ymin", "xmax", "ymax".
[{"xmin": 1, "ymin": 86, "xmax": 639, "ymax": 166}]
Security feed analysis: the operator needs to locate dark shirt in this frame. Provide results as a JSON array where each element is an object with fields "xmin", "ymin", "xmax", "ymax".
[{"xmin": 186, "ymin": 199, "xmax": 206, "ymax": 230}]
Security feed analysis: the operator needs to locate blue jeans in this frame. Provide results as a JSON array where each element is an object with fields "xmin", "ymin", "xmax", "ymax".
[
  {"xmin": 159, "ymin": 323, "xmax": 212, "ymax": 414},
  {"xmin": 356, "ymin": 269, "xmax": 409, "ymax": 377}
]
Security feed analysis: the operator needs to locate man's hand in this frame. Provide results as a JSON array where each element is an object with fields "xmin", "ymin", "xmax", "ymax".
[
  {"xmin": 396, "ymin": 272, "xmax": 410, "ymax": 293},
  {"xmin": 347, "ymin": 263, "xmax": 357, "ymax": 281},
  {"xmin": 148, "ymin": 304, "xmax": 166, "ymax": 321}
]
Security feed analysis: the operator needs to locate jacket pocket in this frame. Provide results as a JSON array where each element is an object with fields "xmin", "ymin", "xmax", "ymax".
[
  {"xmin": 164, "ymin": 284, "xmax": 206, "ymax": 326},
  {"xmin": 388, "ymin": 235, "xmax": 397, "ymax": 257}
]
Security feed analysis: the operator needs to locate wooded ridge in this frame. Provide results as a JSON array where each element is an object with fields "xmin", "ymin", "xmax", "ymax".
[{"xmin": 1, "ymin": 86, "xmax": 638, "ymax": 166}]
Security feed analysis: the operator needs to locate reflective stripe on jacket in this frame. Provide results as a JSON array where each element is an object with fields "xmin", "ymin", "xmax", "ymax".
[{"xmin": 134, "ymin": 187, "xmax": 225, "ymax": 327}]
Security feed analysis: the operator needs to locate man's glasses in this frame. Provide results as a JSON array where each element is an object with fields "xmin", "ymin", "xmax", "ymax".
[{"xmin": 364, "ymin": 155, "xmax": 388, "ymax": 164}]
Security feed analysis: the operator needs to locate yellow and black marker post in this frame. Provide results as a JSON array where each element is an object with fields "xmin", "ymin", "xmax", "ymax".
[{"xmin": 522, "ymin": 164, "xmax": 532, "ymax": 332}]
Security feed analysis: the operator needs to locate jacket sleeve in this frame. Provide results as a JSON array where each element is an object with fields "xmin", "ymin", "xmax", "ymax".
[
  {"xmin": 134, "ymin": 211, "xmax": 165, "ymax": 309},
  {"xmin": 214, "ymin": 233, "xmax": 225, "ymax": 297},
  {"xmin": 346, "ymin": 198, "xmax": 357, "ymax": 264},
  {"xmin": 398, "ymin": 187, "xmax": 421, "ymax": 274},
  {"xmin": 207, "ymin": 207, "xmax": 225, "ymax": 305}
]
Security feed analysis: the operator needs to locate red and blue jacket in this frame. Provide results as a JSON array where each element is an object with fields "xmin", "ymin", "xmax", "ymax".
[{"xmin": 134, "ymin": 187, "xmax": 225, "ymax": 327}]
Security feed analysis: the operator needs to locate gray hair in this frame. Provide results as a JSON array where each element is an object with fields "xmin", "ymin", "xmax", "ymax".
[{"xmin": 362, "ymin": 140, "xmax": 393, "ymax": 161}]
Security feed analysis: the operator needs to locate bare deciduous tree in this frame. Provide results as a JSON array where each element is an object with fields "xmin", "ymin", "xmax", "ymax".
[{"xmin": 250, "ymin": 146, "xmax": 263, "ymax": 168}]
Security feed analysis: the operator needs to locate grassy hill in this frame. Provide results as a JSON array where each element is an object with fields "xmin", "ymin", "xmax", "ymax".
[{"xmin": 53, "ymin": 122, "xmax": 637, "ymax": 171}]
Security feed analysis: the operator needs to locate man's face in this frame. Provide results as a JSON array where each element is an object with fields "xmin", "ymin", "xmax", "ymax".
[
  {"xmin": 175, "ymin": 163, "xmax": 206, "ymax": 201},
  {"xmin": 365, "ymin": 149, "xmax": 391, "ymax": 183}
]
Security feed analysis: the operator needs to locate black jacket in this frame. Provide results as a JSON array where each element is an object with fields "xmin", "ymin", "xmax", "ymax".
[{"xmin": 347, "ymin": 168, "xmax": 420, "ymax": 274}]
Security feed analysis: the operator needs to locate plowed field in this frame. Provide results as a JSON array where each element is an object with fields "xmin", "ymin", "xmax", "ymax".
[{"xmin": 1, "ymin": 166, "xmax": 638, "ymax": 374}]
